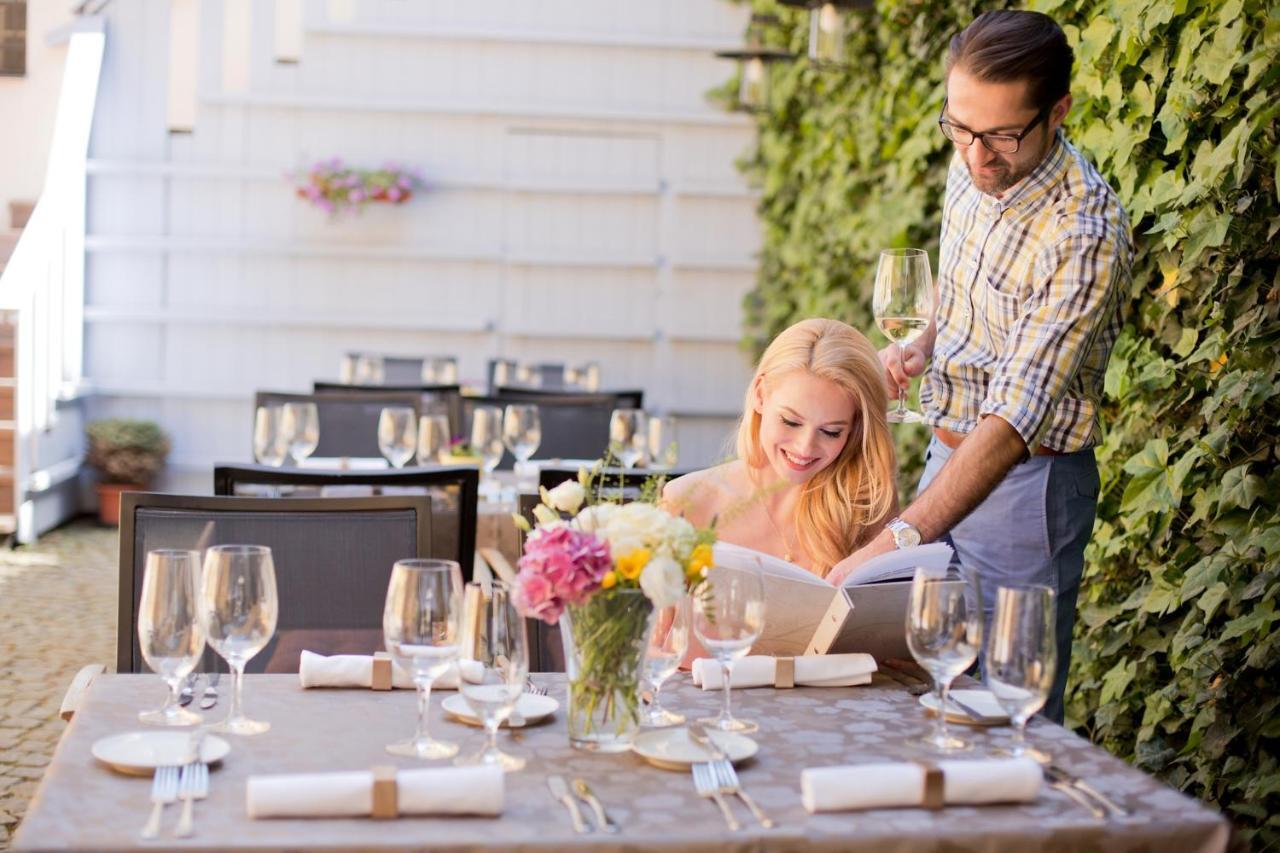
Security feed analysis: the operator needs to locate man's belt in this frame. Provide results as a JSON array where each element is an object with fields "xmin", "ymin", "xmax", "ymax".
[{"xmin": 933, "ymin": 426, "xmax": 1065, "ymax": 457}]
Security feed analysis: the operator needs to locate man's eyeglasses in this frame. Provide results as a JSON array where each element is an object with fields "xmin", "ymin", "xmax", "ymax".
[{"xmin": 937, "ymin": 98, "xmax": 1050, "ymax": 154}]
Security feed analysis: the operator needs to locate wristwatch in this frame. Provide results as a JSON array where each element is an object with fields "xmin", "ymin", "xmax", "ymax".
[{"xmin": 886, "ymin": 517, "xmax": 921, "ymax": 549}]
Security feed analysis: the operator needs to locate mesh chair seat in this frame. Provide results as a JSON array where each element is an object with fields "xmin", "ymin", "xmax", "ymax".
[{"xmin": 119, "ymin": 494, "xmax": 430, "ymax": 675}]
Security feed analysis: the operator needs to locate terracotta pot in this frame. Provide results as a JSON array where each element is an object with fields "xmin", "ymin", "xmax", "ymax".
[{"xmin": 95, "ymin": 482, "xmax": 143, "ymax": 526}]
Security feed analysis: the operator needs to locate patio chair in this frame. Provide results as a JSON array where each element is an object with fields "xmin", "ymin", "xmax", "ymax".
[
  {"xmin": 313, "ymin": 381, "xmax": 463, "ymax": 437},
  {"xmin": 213, "ymin": 463, "xmax": 478, "ymax": 570},
  {"xmin": 254, "ymin": 390, "xmax": 421, "ymax": 460},
  {"xmin": 118, "ymin": 493, "xmax": 430, "ymax": 675}
]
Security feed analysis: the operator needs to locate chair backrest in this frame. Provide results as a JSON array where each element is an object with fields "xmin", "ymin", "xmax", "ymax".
[
  {"xmin": 213, "ymin": 463, "xmax": 478, "ymax": 570},
  {"xmin": 119, "ymin": 493, "xmax": 430, "ymax": 675},
  {"xmin": 462, "ymin": 393, "xmax": 621, "ymax": 469},
  {"xmin": 313, "ymin": 382, "xmax": 463, "ymax": 437},
  {"xmin": 495, "ymin": 386, "xmax": 644, "ymax": 411},
  {"xmin": 255, "ymin": 390, "xmax": 422, "ymax": 459}
]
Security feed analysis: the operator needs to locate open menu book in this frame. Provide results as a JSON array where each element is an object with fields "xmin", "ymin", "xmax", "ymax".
[{"xmin": 711, "ymin": 541, "xmax": 955, "ymax": 659}]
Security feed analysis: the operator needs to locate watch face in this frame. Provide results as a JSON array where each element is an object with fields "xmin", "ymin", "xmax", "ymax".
[{"xmin": 899, "ymin": 527, "xmax": 921, "ymax": 548}]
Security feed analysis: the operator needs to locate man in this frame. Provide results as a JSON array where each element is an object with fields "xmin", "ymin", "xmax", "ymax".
[{"xmin": 829, "ymin": 10, "xmax": 1133, "ymax": 723}]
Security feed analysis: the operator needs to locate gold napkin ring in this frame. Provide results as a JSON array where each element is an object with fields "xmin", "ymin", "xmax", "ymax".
[
  {"xmin": 372, "ymin": 652, "xmax": 393, "ymax": 691},
  {"xmin": 774, "ymin": 656, "xmax": 796, "ymax": 689},
  {"xmin": 917, "ymin": 762, "xmax": 945, "ymax": 809},
  {"xmin": 371, "ymin": 765, "xmax": 398, "ymax": 819}
]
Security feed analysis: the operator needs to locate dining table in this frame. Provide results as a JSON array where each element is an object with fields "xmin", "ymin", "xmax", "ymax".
[{"xmin": 12, "ymin": 669, "xmax": 1230, "ymax": 852}]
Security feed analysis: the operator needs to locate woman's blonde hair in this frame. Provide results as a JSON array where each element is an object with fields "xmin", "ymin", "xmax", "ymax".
[{"xmin": 736, "ymin": 318, "xmax": 896, "ymax": 576}]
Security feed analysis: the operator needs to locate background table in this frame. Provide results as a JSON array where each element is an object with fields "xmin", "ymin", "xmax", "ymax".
[{"xmin": 15, "ymin": 673, "xmax": 1230, "ymax": 852}]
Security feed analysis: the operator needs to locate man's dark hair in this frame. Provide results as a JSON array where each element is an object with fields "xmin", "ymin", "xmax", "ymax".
[{"xmin": 946, "ymin": 10, "xmax": 1073, "ymax": 111}]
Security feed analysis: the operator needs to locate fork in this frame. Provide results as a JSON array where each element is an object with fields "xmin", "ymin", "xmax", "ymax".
[
  {"xmin": 692, "ymin": 763, "xmax": 739, "ymax": 831},
  {"xmin": 199, "ymin": 672, "xmax": 221, "ymax": 710},
  {"xmin": 178, "ymin": 674, "xmax": 201, "ymax": 708},
  {"xmin": 140, "ymin": 765, "xmax": 179, "ymax": 840},
  {"xmin": 173, "ymin": 762, "xmax": 210, "ymax": 837},
  {"xmin": 712, "ymin": 760, "xmax": 774, "ymax": 829}
]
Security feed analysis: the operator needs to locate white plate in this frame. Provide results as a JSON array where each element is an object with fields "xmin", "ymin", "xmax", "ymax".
[
  {"xmin": 92, "ymin": 731, "xmax": 230, "ymax": 776},
  {"xmin": 918, "ymin": 689, "xmax": 1010, "ymax": 726},
  {"xmin": 441, "ymin": 692, "xmax": 559, "ymax": 728},
  {"xmin": 631, "ymin": 727, "xmax": 758, "ymax": 771}
]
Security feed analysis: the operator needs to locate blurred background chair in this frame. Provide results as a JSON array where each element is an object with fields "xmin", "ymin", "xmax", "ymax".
[
  {"xmin": 213, "ymin": 463, "xmax": 478, "ymax": 570},
  {"xmin": 314, "ymin": 381, "xmax": 463, "ymax": 438},
  {"xmin": 462, "ymin": 392, "xmax": 621, "ymax": 469},
  {"xmin": 255, "ymin": 390, "xmax": 421, "ymax": 460},
  {"xmin": 118, "ymin": 493, "xmax": 430, "ymax": 675},
  {"xmin": 494, "ymin": 385, "xmax": 644, "ymax": 411}
]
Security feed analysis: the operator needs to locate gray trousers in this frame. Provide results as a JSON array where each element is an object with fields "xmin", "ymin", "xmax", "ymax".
[{"xmin": 917, "ymin": 436, "xmax": 1099, "ymax": 723}]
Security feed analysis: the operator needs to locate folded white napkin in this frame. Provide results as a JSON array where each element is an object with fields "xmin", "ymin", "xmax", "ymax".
[
  {"xmin": 247, "ymin": 765, "xmax": 503, "ymax": 819},
  {"xmin": 691, "ymin": 654, "xmax": 876, "ymax": 689},
  {"xmin": 801, "ymin": 758, "xmax": 1041, "ymax": 812},
  {"xmin": 298, "ymin": 651, "xmax": 483, "ymax": 690}
]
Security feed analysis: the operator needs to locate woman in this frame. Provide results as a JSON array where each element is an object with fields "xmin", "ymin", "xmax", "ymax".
[{"xmin": 664, "ymin": 318, "xmax": 897, "ymax": 579}]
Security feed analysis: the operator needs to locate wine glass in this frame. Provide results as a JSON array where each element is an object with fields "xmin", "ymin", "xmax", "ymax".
[
  {"xmin": 354, "ymin": 354, "xmax": 384, "ymax": 385},
  {"xmin": 456, "ymin": 581, "xmax": 529, "ymax": 772},
  {"xmin": 200, "ymin": 544, "xmax": 279, "ymax": 736},
  {"xmin": 281, "ymin": 402, "xmax": 320, "ymax": 465},
  {"xmin": 502, "ymin": 404, "xmax": 541, "ymax": 487},
  {"xmin": 873, "ymin": 248, "xmax": 934, "ymax": 423},
  {"xmin": 640, "ymin": 596, "xmax": 690, "ymax": 727},
  {"xmin": 577, "ymin": 362, "xmax": 600, "ymax": 392},
  {"xmin": 378, "ymin": 406, "xmax": 417, "ymax": 468},
  {"xmin": 470, "ymin": 405, "xmax": 504, "ymax": 496},
  {"xmin": 647, "ymin": 414, "xmax": 678, "ymax": 471},
  {"xmin": 693, "ymin": 563, "xmax": 765, "ymax": 733},
  {"xmin": 490, "ymin": 358, "xmax": 517, "ymax": 390},
  {"xmin": 422, "ymin": 356, "xmax": 458, "ymax": 385},
  {"xmin": 137, "ymin": 550, "xmax": 206, "ymax": 726},
  {"xmin": 339, "ymin": 354, "xmax": 357, "ymax": 384},
  {"xmin": 416, "ymin": 413, "xmax": 451, "ymax": 466},
  {"xmin": 383, "ymin": 559, "xmax": 463, "ymax": 759},
  {"xmin": 906, "ymin": 564, "xmax": 983, "ymax": 752},
  {"xmin": 253, "ymin": 405, "xmax": 286, "ymax": 467},
  {"xmin": 986, "ymin": 584, "xmax": 1056, "ymax": 762},
  {"xmin": 609, "ymin": 408, "xmax": 648, "ymax": 468}
]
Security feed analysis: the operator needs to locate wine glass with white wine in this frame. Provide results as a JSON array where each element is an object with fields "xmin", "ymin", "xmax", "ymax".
[{"xmin": 873, "ymin": 248, "xmax": 935, "ymax": 423}]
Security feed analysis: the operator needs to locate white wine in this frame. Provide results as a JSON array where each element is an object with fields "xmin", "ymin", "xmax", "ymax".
[{"xmin": 877, "ymin": 316, "xmax": 929, "ymax": 345}]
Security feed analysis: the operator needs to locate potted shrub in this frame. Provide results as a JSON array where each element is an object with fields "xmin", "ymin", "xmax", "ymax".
[{"xmin": 86, "ymin": 419, "xmax": 170, "ymax": 525}]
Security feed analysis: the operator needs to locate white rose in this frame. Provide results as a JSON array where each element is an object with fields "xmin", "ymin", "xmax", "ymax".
[
  {"xmin": 546, "ymin": 480, "xmax": 586, "ymax": 514},
  {"xmin": 666, "ymin": 516, "xmax": 696, "ymax": 560},
  {"xmin": 639, "ymin": 554, "xmax": 685, "ymax": 609},
  {"xmin": 532, "ymin": 504, "xmax": 560, "ymax": 527},
  {"xmin": 605, "ymin": 502, "xmax": 670, "ymax": 556},
  {"xmin": 574, "ymin": 503, "xmax": 616, "ymax": 534}
]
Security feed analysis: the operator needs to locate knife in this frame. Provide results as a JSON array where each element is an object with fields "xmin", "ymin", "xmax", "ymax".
[
  {"xmin": 547, "ymin": 775, "xmax": 590, "ymax": 833},
  {"xmin": 945, "ymin": 694, "xmax": 1006, "ymax": 725},
  {"xmin": 1047, "ymin": 765, "xmax": 1131, "ymax": 817},
  {"xmin": 571, "ymin": 778, "xmax": 619, "ymax": 833}
]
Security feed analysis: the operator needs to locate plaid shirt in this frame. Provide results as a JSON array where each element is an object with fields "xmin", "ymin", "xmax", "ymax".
[{"xmin": 921, "ymin": 133, "xmax": 1133, "ymax": 453}]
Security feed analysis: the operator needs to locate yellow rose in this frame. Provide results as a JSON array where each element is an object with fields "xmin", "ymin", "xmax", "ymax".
[
  {"xmin": 617, "ymin": 548, "xmax": 651, "ymax": 581},
  {"xmin": 600, "ymin": 571, "xmax": 618, "ymax": 590},
  {"xmin": 688, "ymin": 543, "xmax": 713, "ymax": 578}
]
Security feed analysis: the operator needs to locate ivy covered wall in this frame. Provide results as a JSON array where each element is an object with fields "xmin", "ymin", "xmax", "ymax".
[{"xmin": 729, "ymin": 0, "xmax": 1279, "ymax": 845}]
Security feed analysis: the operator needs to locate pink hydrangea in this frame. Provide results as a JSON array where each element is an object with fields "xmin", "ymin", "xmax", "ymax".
[{"xmin": 512, "ymin": 526, "xmax": 611, "ymax": 624}]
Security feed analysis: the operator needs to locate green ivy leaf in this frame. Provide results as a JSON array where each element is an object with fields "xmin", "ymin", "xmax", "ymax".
[{"xmin": 1219, "ymin": 464, "xmax": 1263, "ymax": 513}]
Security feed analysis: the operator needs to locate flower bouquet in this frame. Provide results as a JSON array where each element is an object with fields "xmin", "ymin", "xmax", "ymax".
[
  {"xmin": 512, "ymin": 466, "xmax": 714, "ymax": 751},
  {"xmin": 293, "ymin": 159, "xmax": 424, "ymax": 217}
]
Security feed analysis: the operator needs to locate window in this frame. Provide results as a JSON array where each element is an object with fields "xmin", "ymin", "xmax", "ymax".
[{"xmin": 0, "ymin": 1, "xmax": 26, "ymax": 78}]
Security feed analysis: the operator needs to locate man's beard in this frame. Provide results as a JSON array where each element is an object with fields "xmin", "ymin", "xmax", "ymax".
[{"xmin": 967, "ymin": 159, "xmax": 1026, "ymax": 195}]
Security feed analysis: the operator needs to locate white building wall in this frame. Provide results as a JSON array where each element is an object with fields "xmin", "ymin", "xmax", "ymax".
[{"xmin": 84, "ymin": 0, "xmax": 758, "ymax": 491}]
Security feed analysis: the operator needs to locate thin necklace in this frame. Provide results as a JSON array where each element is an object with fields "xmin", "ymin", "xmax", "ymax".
[{"xmin": 763, "ymin": 500, "xmax": 797, "ymax": 563}]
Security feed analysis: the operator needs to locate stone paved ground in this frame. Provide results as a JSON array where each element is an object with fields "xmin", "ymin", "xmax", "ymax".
[{"xmin": 0, "ymin": 521, "xmax": 117, "ymax": 849}]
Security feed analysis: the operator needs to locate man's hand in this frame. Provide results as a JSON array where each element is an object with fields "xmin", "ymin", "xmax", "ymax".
[{"xmin": 879, "ymin": 342, "xmax": 930, "ymax": 399}]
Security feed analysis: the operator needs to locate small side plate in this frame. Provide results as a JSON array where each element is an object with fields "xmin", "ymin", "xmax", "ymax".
[
  {"xmin": 92, "ymin": 731, "xmax": 230, "ymax": 776},
  {"xmin": 632, "ymin": 727, "xmax": 758, "ymax": 771},
  {"xmin": 441, "ymin": 693, "xmax": 559, "ymax": 728},
  {"xmin": 918, "ymin": 689, "xmax": 1010, "ymax": 726}
]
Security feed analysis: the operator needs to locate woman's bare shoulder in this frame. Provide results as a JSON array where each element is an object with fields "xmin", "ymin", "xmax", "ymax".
[{"xmin": 661, "ymin": 462, "xmax": 746, "ymax": 526}]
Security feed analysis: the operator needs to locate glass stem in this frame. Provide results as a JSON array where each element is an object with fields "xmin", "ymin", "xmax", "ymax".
[
  {"xmin": 165, "ymin": 677, "xmax": 182, "ymax": 712},
  {"xmin": 650, "ymin": 676, "xmax": 665, "ymax": 713},
  {"xmin": 1010, "ymin": 717, "xmax": 1027, "ymax": 754},
  {"xmin": 896, "ymin": 343, "xmax": 910, "ymax": 413},
  {"xmin": 230, "ymin": 662, "xmax": 246, "ymax": 721},
  {"xmin": 485, "ymin": 719, "xmax": 500, "ymax": 757},
  {"xmin": 935, "ymin": 677, "xmax": 951, "ymax": 744},
  {"xmin": 719, "ymin": 659, "xmax": 733, "ymax": 722},
  {"xmin": 415, "ymin": 679, "xmax": 434, "ymax": 743}
]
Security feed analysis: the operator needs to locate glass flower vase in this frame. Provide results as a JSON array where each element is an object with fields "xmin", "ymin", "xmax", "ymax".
[{"xmin": 560, "ymin": 589, "xmax": 655, "ymax": 752}]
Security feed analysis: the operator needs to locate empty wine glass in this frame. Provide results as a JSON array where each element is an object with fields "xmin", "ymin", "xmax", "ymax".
[
  {"xmin": 383, "ymin": 559, "xmax": 463, "ymax": 759},
  {"xmin": 200, "ymin": 545, "xmax": 278, "ymax": 736},
  {"xmin": 609, "ymin": 408, "xmax": 648, "ymax": 468},
  {"xmin": 417, "ymin": 414, "xmax": 451, "ymax": 466},
  {"xmin": 647, "ymin": 414, "xmax": 678, "ymax": 471},
  {"xmin": 422, "ymin": 356, "xmax": 458, "ymax": 385},
  {"xmin": 281, "ymin": 402, "xmax": 319, "ymax": 465},
  {"xmin": 138, "ymin": 550, "xmax": 206, "ymax": 726},
  {"xmin": 502, "ymin": 404, "xmax": 541, "ymax": 466},
  {"xmin": 253, "ymin": 405, "xmax": 286, "ymax": 467},
  {"xmin": 694, "ymin": 563, "xmax": 765, "ymax": 733},
  {"xmin": 490, "ymin": 358, "xmax": 517, "ymax": 390},
  {"xmin": 470, "ymin": 405, "xmax": 504, "ymax": 495},
  {"xmin": 986, "ymin": 584, "xmax": 1056, "ymax": 762},
  {"xmin": 577, "ymin": 362, "xmax": 600, "ymax": 392},
  {"xmin": 378, "ymin": 406, "xmax": 417, "ymax": 468},
  {"xmin": 339, "ymin": 354, "xmax": 358, "ymax": 384},
  {"xmin": 354, "ymin": 354, "xmax": 385, "ymax": 385},
  {"xmin": 873, "ymin": 248, "xmax": 935, "ymax": 424},
  {"xmin": 456, "ymin": 581, "xmax": 529, "ymax": 772},
  {"xmin": 641, "ymin": 596, "xmax": 690, "ymax": 727},
  {"xmin": 906, "ymin": 564, "xmax": 983, "ymax": 752}
]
